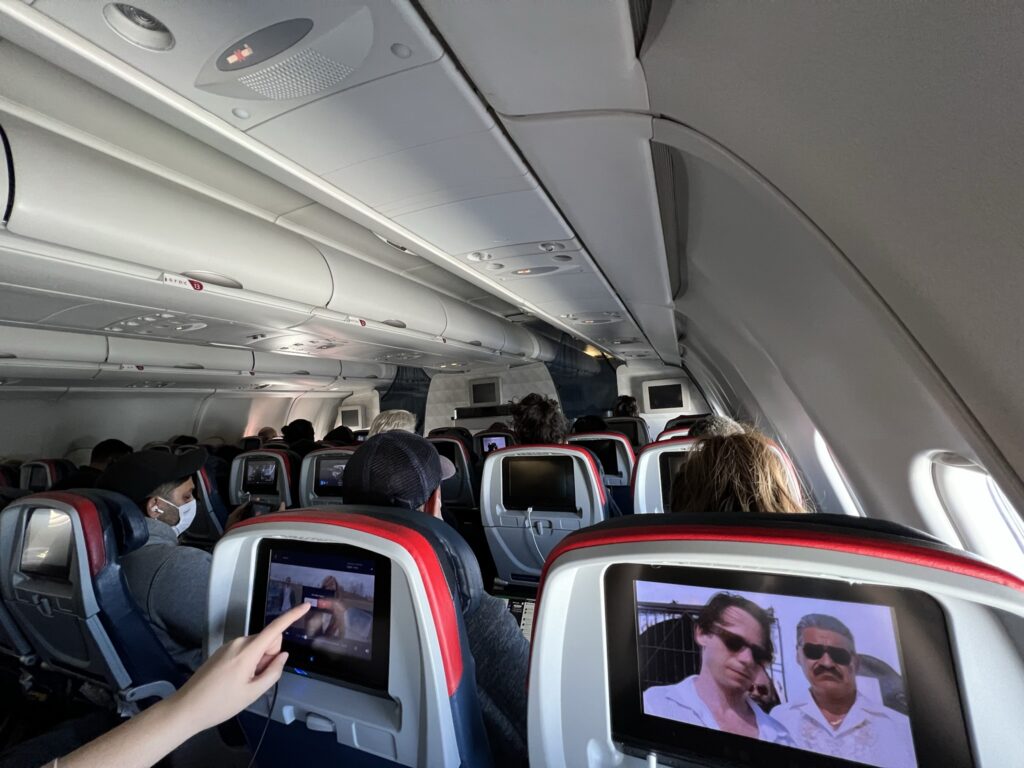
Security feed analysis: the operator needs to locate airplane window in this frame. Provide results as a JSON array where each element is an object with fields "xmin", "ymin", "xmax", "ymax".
[{"xmin": 932, "ymin": 454, "xmax": 1024, "ymax": 578}]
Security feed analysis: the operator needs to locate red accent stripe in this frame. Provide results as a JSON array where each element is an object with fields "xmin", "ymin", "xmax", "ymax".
[
  {"xmin": 232, "ymin": 512, "xmax": 464, "ymax": 695},
  {"xmin": 537, "ymin": 524, "xmax": 1024, "ymax": 596},
  {"xmin": 31, "ymin": 491, "xmax": 106, "ymax": 577}
]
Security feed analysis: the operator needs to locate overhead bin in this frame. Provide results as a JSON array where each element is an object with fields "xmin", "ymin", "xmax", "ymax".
[
  {"xmin": 320, "ymin": 245, "xmax": 448, "ymax": 336},
  {"xmin": 107, "ymin": 337, "xmax": 252, "ymax": 372},
  {"xmin": 252, "ymin": 352, "xmax": 342, "ymax": 378},
  {"xmin": 0, "ymin": 326, "xmax": 107, "ymax": 363},
  {"xmin": 0, "ymin": 115, "xmax": 333, "ymax": 307},
  {"xmin": 340, "ymin": 362, "xmax": 397, "ymax": 381}
]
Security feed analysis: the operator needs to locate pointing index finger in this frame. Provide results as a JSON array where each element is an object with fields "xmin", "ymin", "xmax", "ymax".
[{"xmin": 250, "ymin": 602, "xmax": 310, "ymax": 652}]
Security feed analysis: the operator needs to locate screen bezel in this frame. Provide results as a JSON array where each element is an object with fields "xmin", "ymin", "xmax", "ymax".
[
  {"xmin": 501, "ymin": 455, "xmax": 578, "ymax": 514},
  {"xmin": 314, "ymin": 457, "xmax": 347, "ymax": 498},
  {"xmin": 605, "ymin": 564, "xmax": 972, "ymax": 768},
  {"xmin": 469, "ymin": 376, "xmax": 501, "ymax": 406},
  {"xmin": 250, "ymin": 539, "xmax": 392, "ymax": 694},
  {"xmin": 243, "ymin": 458, "xmax": 279, "ymax": 495},
  {"xmin": 19, "ymin": 507, "xmax": 74, "ymax": 581}
]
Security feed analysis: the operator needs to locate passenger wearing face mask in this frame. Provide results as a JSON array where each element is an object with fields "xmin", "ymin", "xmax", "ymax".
[{"xmin": 96, "ymin": 449, "xmax": 211, "ymax": 671}]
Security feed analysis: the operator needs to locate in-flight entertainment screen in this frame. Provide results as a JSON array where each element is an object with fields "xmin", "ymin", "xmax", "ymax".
[
  {"xmin": 502, "ymin": 456, "xmax": 577, "ymax": 513},
  {"xmin": 605, "ymin": 565, "xmax": 972, "ymax": 768},
  {"xmin": 250, "ymin": 540, "xmax": 391, "ymax": 692},
  {"xmin": 481, "ymin": 435, "xmax": 507, "ymax": 453},
  {"xmin": 243, "ymin": 458, "xmax": 278, "ymax": 494},
  {"xmin": 20, "ymin": 508, "xmax": 74, "ymax": 580},
  {"xmin": 315, "ymin": 457, "xmax": 347, "ymax": 498}
]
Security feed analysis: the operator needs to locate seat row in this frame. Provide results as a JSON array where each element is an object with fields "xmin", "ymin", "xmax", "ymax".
[{"xmin": 1, "ymin": 489, "xmax": 1015, "ymax": 767}]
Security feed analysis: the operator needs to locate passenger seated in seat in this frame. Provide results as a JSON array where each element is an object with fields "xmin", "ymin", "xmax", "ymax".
[
  {"xmin": 571, "ymin": 414, "xmax": 607, "ymax": 434},
  {"xmin": 281, "ymin": 418, "xmax": 317, "ymax": 458},
  {"xmin": 322, "ymin": 425, "xmax": 356, "ymax": 446},
  {"xmin": 343, "ymin": 432, "xmax": 530, "ymax": 767},
  {"xmin": 612, "ymin": 394, "xmax": 639, "ymax": 418},
  {"xmin": 670, "ymin": 431, "xmax": 807, "ymax": 514},
  {"xmin": 688, "ymin": 414, "xmax": 745, "ymax": 438},
  {"xmin": 367, "ymin": 408, "xmax": 418, "ymax": 437},
  {"xmin": 96, "ymin": 449, "xmax": 213, "ymax": 670},
  {"xmin": 511, "ymin": 392, "xmax": 569, "ymax": 444},
  {"xmin": 51, "ymin": 438, "xmax": 133, "ymax": 490},
  {"xmin": 257, "ymin": 426, "xmax": 278, "ymax": 443}
]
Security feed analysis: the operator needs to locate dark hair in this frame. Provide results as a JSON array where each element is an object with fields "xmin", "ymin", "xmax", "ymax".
[
  {"xmin": 323, "ymin": 425, "xmax": 355, "ymax": 445},
  {"xmin": 90, "ymin": 439, "xmax": 133, "ymax": 466},
  {"xmin": 796, "ymin": 614, "xmax": 856, "ymax": 651},
  {"xmin": 670, "ymin": 431, "xmax": 806, "ymax": 514},
  {"xmin": 571, "ymin": 415, "xmax": 608, "ymax": 434},
  {"xmin": 696, "ymin": 592, "xmax": 774, "ymax": 659},
  {"xmin": 282, "ymin": 419, "xmax": 315, "ymax": 443},
  {"xmin": 487, "ymin": 421, "xmax": 511, "ymax": 432},
  {"xmin": 612, "ymin": 395, "xmax": 639, "ymax": 418},
  {"xmin": 512, "ymin": 393, "xmax": 568, "ymax": 444},
  {"xmin": 170, "ymin": 434, "xmax": 198, "ymax": 446}
]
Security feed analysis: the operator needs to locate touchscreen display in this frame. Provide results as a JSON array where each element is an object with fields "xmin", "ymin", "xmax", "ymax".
[
  {"xmin": 21, "ymin": 508, "xmax": 73, "ymax": 580},
  {"xmin": 243, "ymin": 458, "xmax": 278, "ymax": 494},
  {"xmin": 609, "ymin": 421, "xmax": 640, "ymax": 446},
  {"xmin": 481, "ymin": 435, "xmax": 507, "ymax": 453},
  {"xmin": 502, "ymin": 456, "xmax": 577, "ymax": 513},
  {"xmin": 659, "ymin": 452, "xmax": 688, "ymax": 508},
  {"xmin": 605, "ymin": 566, "xmax": 971, "ymax": 768},
  {"xmin": 315, "ymin": 457, "xmax": 347, "ymax": 498},
  {"xmin": 251, "ymin": 541, "xmax": 391, "ymax": 692},
  {"xmin": 586, "ymin": 439, "xmax": 620, "ymax": 476},
  {"xmin": 27, "ymin": 466, "xmax": 48, "ymax": 492}
]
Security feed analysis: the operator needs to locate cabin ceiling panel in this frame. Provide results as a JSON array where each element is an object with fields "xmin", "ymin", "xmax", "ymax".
[
  {"xmin": 392, "ymin": 189, "xmax": 573, "ymax": 256},
  {"xmin": 643, "ymin": 1, "xmax": 1024, "ymax": 489},
  {"xmin": 28, "ymin": 0, "xmax": 443, "ymax": 130},
  {"xmin": 419, "ymin": 0, "xmax": 649, "ymax": 115}
]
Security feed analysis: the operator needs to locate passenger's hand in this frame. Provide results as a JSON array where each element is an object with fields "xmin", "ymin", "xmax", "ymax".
[{"xmin": 170, "ymin": 602, "xmax": 311, "ymax": 735}]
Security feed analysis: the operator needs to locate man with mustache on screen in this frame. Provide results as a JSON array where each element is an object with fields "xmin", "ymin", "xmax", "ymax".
[
  {"xmin": 643, "ymin": 593, "xmax": 793, "ymax": 744},
  {"xmin": 772, "ymin": 614, "xmax": 915, "ymax": 768}
]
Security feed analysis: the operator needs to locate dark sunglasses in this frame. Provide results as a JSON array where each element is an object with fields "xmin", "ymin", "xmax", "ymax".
[
  {"xmin": 801, "ymin": 642, "xmax": 854, "ymax": 666},
  {"xmin": 708, "ymin": 625, "xmax": 772, "ymax": 665}
]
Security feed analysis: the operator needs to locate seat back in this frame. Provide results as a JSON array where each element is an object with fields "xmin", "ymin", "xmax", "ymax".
[
  {"xmin": 527, "ymin": 513, "xmax": 1014, "ymax": 768},
  {"xmin": 566, "ymin": 432, "xmax": 636, "ymax": 487},
  {"xmin": 480, "ymin": 445, "xmax": 607, "ymax": 587},
  {"xmin": 140, "ymin": 442, "xmax": 173, "ymax": 454},
  {"xmin": 229, "ymin": 449, "xmax": 299, "ymax": 512},
  {"xmin": 0, "ymin": 465, "xmax": 19, "ymax": 488},
  {"xmin": 604, "ymin": 417, "xmax": 650, "ymax": 449},
  {"xmin": 18, "ymin": 460, "xmax": 75, "ymax": 492},
  {"xmin": 298, "ymin": 448, "xmax": 357, "ymax": 507},
  {"xmin": 240, "ymin": 436, "xmax": 262, "ymax": 452},
  {"xmin": 475, "ymin": 430, "xmax": 517, "ymax": 457},
  {"xmin": 656, "ymin": 427, "xmax": 691, "ymax": 441},
  {"xmin": 428, "ymin": 437, "xmax": 477, "ymax": 510},
  {"xmin": 0, "ymin": 490, "xmax": 181, "ymax": 701},
  {"xmin": 180, "ymin": 459, "xmax": 229, "ymax": 548},
  {"xmin": 209, "ymin": 506, "xmax": 493, "ymax": 768},
  {"xmin": 631, "ymin": 437, "xmax": 699, "ymax": 514}
]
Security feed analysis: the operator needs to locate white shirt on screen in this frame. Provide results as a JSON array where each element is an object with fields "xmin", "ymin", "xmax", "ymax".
[
  {"xmin": 771, "ymin": 691, "xmax": 916, "ymax": 768},
  {"xmin": 643, "ymin": 676, "xmax": 795, "ymax": 746}
]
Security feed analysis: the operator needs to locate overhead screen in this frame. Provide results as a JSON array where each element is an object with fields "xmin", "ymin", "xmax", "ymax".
[
  {"xmin": 243, "ymin": 458, "xmax": 278, "ymax": 494},
  {"xmin": 250, "ymin": 540, "xmax": 391, "ymax": 693},
  {"xmin": 502, "ymin": 456, "xmax": 577, "ymax": 513},
  {"xmin": 642, "ymin": 379, "xmax": 689, "ymax": 413},
  {"xmin": 20, "ymin": 508, "xmax": 74, "ymax": 580},
  {"xmin": 605, "ymin": 565, "xmax": 972, "ymax": 768},
  {"xmin": 315, "ymin": 457, "xmax": 347, "ymax": 498}
]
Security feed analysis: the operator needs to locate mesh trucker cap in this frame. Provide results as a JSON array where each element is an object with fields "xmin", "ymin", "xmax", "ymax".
[{"xmin": 343, "ymin": 431, "xmax": 456, "ymax": 510}]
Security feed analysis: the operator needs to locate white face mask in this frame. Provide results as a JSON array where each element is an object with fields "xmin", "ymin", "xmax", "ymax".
[{"xmin": 156, "ymin": 497, "xmax": 198, "ymax": 537}]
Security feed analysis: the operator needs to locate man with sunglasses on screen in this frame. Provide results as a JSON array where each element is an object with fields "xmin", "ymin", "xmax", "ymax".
[
  {"xmin": 643, "ymin": 593, "xmax": 794, "ymax": 744},
  {"xmin": 772, "ymin": 614, "xmax": 915, "ymax": 768}
]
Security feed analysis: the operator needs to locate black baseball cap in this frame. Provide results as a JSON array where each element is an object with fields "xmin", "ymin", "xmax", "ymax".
[
  {"xmin": 96, "ymin": 448, "xmax": 207, "ymax": 507},
  {"xmin": 342, "ymin": 432, "xmax": 455, "ymax": 510}
]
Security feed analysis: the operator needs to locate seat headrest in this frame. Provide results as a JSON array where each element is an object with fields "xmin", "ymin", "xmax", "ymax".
[
  {"xmin": 80, "ymin": 489, "xmax": 150, "ymax": 554},
  {"xmin": 350, "ymin": 506, "xmax": 485, "ymax": 618}
]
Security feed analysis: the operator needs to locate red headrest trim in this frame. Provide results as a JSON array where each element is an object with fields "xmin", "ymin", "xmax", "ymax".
[
  {"xmin": 493, "ymin": 445, "xmax": 607, "ymax": 506},
  {"xmin": 538, "ymin": 524, "xmax": 1024, "ymax": 598},
  {"xmin": 233, "ymin": 511, "xmax": 464, "ymax": 696},
  {"xmin": 31, "ymin": 491, "xmax": 105, "ymax": 577}
]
